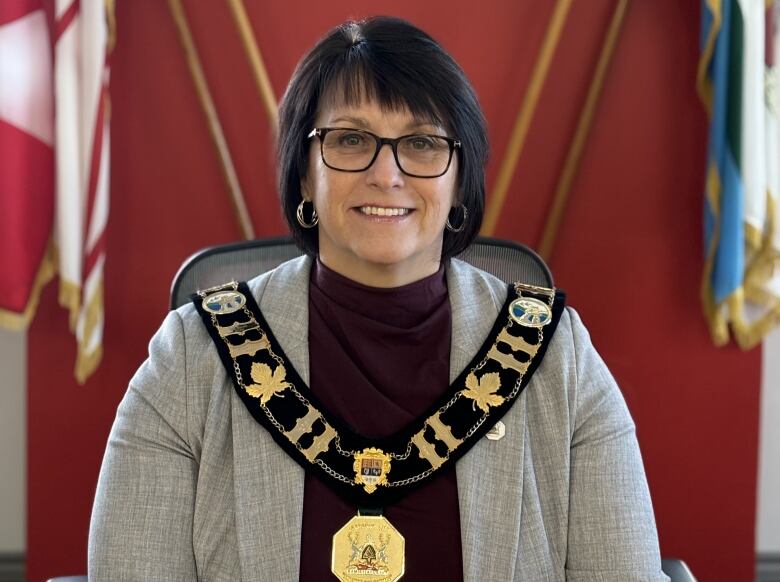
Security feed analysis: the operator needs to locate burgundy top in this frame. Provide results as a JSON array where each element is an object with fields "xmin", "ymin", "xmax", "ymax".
[{"xmin": 299, "ymin": 259, "xmax": 464, "ymax": 581}]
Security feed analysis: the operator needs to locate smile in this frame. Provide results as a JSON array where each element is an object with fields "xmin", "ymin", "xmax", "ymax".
[{"xmin": 358, "ymin": 206, "xmax": 411, "ymax": 217}]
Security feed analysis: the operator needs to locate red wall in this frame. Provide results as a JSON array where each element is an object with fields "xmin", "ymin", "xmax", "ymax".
[{"xmin": 27, "ymin": 1, "xmax": 761, "ymax": 581}]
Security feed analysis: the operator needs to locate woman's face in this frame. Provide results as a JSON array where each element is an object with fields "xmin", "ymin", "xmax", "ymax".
[{"xmin": 303, "ymin": 98, "xmax": 458, "ymax": 287}]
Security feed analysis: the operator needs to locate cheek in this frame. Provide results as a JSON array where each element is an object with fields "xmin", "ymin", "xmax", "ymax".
[
  {"xmin": 440, "ymin": 177, "xmax": 459, "ymax": 211},
  {"xmin": 422, "ymin": 185, "xmax": 456, "ymax": 224},
  {"xmin": 439, "ymin": 162, "xmax": 459, "ymax": 210},
  {"xmin": 302, "ymin": 143, "xmax": 325, "ymax": 199},
  {"xmin": 303, "ymin": 159, "xmax": 327, "ymax": 203}
]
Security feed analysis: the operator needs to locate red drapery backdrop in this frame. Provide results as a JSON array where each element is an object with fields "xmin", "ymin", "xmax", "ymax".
[{"xmin": 27, "ymin": 2, "xmax": 759, "ymax": 581}]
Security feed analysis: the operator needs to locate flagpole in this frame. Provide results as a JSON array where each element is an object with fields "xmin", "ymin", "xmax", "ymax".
[
  {"xmin": 226, "ymin": 0, "xmax": 278, "ymax": 127},
  {"xmin": 538, "ymin": 0, "xmax": 631, "ymax": 261},
  {"xmin": 167, "ymin": 0, "xmax": 256, "ymax": 240},
  {"xmin": 481, "ymin": 0, "xmax": 573, "ymax": 236}
]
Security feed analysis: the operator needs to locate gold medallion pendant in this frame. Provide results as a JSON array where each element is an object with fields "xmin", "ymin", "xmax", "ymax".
[{"xmin": 332, "ymin": 514, "xmax": 405, "ymax": 582}]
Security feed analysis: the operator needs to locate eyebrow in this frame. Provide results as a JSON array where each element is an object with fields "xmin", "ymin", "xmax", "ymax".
[{"xmin": 328, "ymin": 115, "xmax": 440, "ymax": 133}]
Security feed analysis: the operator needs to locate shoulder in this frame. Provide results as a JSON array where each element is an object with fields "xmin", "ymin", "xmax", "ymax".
[
  {"xmin": 172, "ymin": 254, "xmax": 313, "ymax": 342},
  {"xmin": 136, "ymin": 255, "xmax": 314, "ymax": 438},
  {"xmin": 245, "ymin": 254, "xmax": 312, "ymax": 303},
  {"xmin": 447, "ymin": 257, "xmax": 508, "ymax": 312},
  {"xmin": 531, "ymin": 304, "xmax": 634, "ymax": 442}
]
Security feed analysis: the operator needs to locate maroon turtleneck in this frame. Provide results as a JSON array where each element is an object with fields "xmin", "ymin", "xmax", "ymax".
[{"xmin": 299, "ymin": 259, "xmax": 464, "ymax": 581}]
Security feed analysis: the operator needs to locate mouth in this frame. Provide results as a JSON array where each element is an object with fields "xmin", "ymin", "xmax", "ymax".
[{"xmin": 357, "ymin": 205, "xmax": 412, "ymax": 217}]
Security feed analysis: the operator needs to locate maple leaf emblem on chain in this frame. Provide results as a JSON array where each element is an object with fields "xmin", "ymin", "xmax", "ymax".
[
  {"xmin": 245, "ymin": 362, "xmax": 291, "ymax": 404},
  {"xmin": 462, "ymin": 372, "xmax": 505, "ymax": 413}
]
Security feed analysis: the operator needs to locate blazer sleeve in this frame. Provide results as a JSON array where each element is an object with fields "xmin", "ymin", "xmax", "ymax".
[
  {"xmin": 88, "ymin": 310, "xmax": 199, "ymax": 582},
  {"xmin": 563, "ymin": 308, "xmax": 669, "ymax": 582}
]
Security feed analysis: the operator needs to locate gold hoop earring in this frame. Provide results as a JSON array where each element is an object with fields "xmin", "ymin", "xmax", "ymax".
[
  {"xmin": 445, "ymin": 205, "xmax": 468, "ymax": 232},
  {"xmin": 296, "ymin": 199, "xmax": 318, "ymax": 228}
]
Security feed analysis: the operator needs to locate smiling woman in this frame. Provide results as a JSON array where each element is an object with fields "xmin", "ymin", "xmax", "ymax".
[
  {"xmin": 278, "ymin": 18, "xmax": 488, "ymax": 275},
  {"xmin": 302, "ymin": 102, "xmax": 461, "ymax": 287},
  {"xmin": 88, "ymin": 16, "xmax": 669, "ymax": 582}
]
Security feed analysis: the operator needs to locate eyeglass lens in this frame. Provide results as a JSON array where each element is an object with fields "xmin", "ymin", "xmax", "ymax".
[{"xmin": 321, "ymin": 129, "xmax": 452, "ymax": 177}]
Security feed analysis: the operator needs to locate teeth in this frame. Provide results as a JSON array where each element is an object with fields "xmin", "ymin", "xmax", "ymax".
[{"xmin": 359, "ymin": 206, "xmax": 410, "ymax": 216}]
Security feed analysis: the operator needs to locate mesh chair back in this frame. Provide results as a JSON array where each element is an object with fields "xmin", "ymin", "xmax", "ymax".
[{"xmin": 170, "ymin": 236, "xmax": 553, "ymax": 309}]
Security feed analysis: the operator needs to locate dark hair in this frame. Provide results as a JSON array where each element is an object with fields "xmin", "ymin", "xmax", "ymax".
[{"xmin": 278, "ymin": 16, "xmax": 488, "ymax": 260}]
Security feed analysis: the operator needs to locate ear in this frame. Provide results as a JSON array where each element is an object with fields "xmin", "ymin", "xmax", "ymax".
[
  {"xmin": 452, "ymin": 189, "xmax": 464, "ymax": 207},
  {"xmin": 300, "ymin": 177, "xmax": 311, "ymax": 203}
]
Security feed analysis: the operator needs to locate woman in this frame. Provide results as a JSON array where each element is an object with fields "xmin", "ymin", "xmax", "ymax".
[{"xmin": 89, "ymin": 16, "xmax": 668, "ymax": 581}]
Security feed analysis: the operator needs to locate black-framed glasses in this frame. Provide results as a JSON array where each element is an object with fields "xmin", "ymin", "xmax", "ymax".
[{"xmin": 307, "ymin": 127, "xmax": 461, "ymax": 178}]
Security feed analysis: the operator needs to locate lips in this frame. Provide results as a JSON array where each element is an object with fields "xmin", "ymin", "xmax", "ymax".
[{"xmin": 358, "ymin": 205, "xmax": 411, "ymax": 217}]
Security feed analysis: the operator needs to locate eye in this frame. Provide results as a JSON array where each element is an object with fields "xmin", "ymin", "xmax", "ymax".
[
  {"xmin": 337, "ymin": 131, "xmax": 368, "ymax": 147},
  {"xmin": 407, "ymin": 136, "xmax": 436, "ymax": 150}
]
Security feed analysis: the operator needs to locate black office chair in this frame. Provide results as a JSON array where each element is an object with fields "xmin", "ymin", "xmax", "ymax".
[
  {"xmin": 661, "ymin": 559, "xmax": 697, "ymax": 581},
  {"xmin": 169, "ymin": 235, "xmax": 553, "ymax": 309},
  {"xmin": 52, "ymin": 237, "xmax": 695, "ymax": 582}
]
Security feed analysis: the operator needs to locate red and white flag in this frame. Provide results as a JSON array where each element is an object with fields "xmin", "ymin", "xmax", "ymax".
[
  {"xmin": 0, "ymin": 0, "xmax": 112, "ymax": 383},
  {"xmin": 53, "ymin": 0, "xmax": 112, "ymax": 382},
  {"xmin": 0, "ymin": 0, "xmax": 56, "ymax": 328}
]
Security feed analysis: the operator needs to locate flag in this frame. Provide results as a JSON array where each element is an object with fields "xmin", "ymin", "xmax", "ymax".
[
  {"xmin": 0, "ymin": 0, "xmax": 56, "ymax": 329},
  {"xmin": 699, "ymin": 0, "xmax": 780, "ymax": 349},
  {"xmin": 54, "ymin": 0, "xmax": 113, "ymax": 382},
  {"xmin": 0, "ymin": 0, "xmax": 113, "ymax": 383}
]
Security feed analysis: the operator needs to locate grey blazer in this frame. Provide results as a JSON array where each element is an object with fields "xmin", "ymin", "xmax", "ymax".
[{"xmin": 89, "ymin": 256, "xmax": 668, "ymax": 581}]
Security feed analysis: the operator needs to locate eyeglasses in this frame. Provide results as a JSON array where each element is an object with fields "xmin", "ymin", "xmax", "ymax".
[{"xmin": 307, "ymin": 127, "xmax": 461, "ymax": 178}]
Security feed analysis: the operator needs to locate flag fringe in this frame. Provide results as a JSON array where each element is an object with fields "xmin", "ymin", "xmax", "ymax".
[
  {"xmin": 697, "ymin": 0, "xmax": 723, "ymax": 117},
  {"xmin": 0, "ymin": 238, "xmax": 109, "ymax": 380},
  {"xmin": 104, "ymin": 0, "xmax": 116, "ymax": 52},
  {"xmin": 702, "ymin": 165, "xmax": 780, "ymax": 349},
  {"xmin": 745, "ymin": 221, "xmax": 764, "ymax": 250},
  {"xmin": 75, "ymin": 343, "xmax": 103, "ymax": 386},
  {"xmin": 58, "ymin": 279, "xmax": 81, "ymax": 331},
  {"xmin": 701, "ymin": 163, "xmax": 727, "ymax": 344},
  {"xmin": 743, "ymin": 191, "xmax": 780, "ymax": 303},
  {"xmin": 74, "ymin": 281, "xmax": 104, "ymax": 384},
  {"xmin": 0, "ymin": 241, "xmax": 57, "ymax": 331},
  {"xmin": 727, "ymin": 290, "xmax": 780, "ymax": 349},
  {"xmin": 0, "ymin": 231, "xmax": 106, "ymax": 381}
]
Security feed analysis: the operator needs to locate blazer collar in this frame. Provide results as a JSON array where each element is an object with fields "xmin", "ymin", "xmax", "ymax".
[{"xmin": 234, "ymin": 256, "xmax": 524, "ymax": 582}]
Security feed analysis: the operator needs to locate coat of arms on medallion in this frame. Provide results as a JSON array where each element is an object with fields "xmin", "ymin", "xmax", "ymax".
[
  {"xmin": 332, "ymin": 514, "xmax": 405, "ymax": 582},
  {"xmin": 353, "ymin": 448, "xmax": 391, "ymax": 493}
]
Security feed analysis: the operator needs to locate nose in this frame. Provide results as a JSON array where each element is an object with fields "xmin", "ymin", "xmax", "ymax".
[{"xmin": 366, "ymin": 143, "xmax": 405, "ymax": 190}]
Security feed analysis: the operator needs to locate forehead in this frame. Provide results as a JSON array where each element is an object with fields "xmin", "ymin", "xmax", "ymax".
[
  {"xmin": 314, "ymin": 100, "xmax": 444, "ymax": 133},
  {"xmin": 315, "ymin": 81, "xmax": 445, "ymax": 131}
]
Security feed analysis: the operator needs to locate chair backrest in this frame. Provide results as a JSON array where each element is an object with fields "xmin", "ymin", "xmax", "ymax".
[{"xmin": 170, "ymin": 236, "xmax": 553, "ymax": 309}]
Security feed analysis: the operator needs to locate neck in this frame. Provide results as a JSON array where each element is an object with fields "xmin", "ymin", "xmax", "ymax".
[{"xmin": 317, "ymin": 254, "xmax": 443, "ymax": 288}]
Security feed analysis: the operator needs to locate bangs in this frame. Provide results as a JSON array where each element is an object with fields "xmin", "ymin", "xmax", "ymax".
[{"xmin": 317, "ymin": 48, "xmax": 446, "ymax": 130}]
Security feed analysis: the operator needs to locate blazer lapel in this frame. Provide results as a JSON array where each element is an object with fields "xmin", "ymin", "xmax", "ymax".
[
  {"xmin": 231, "ymin": 256, "xmax": 312, "ymax": 581},
  {"xmin": 448, "ymin": 260, "xmax": 526, "ymax": 582}
]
